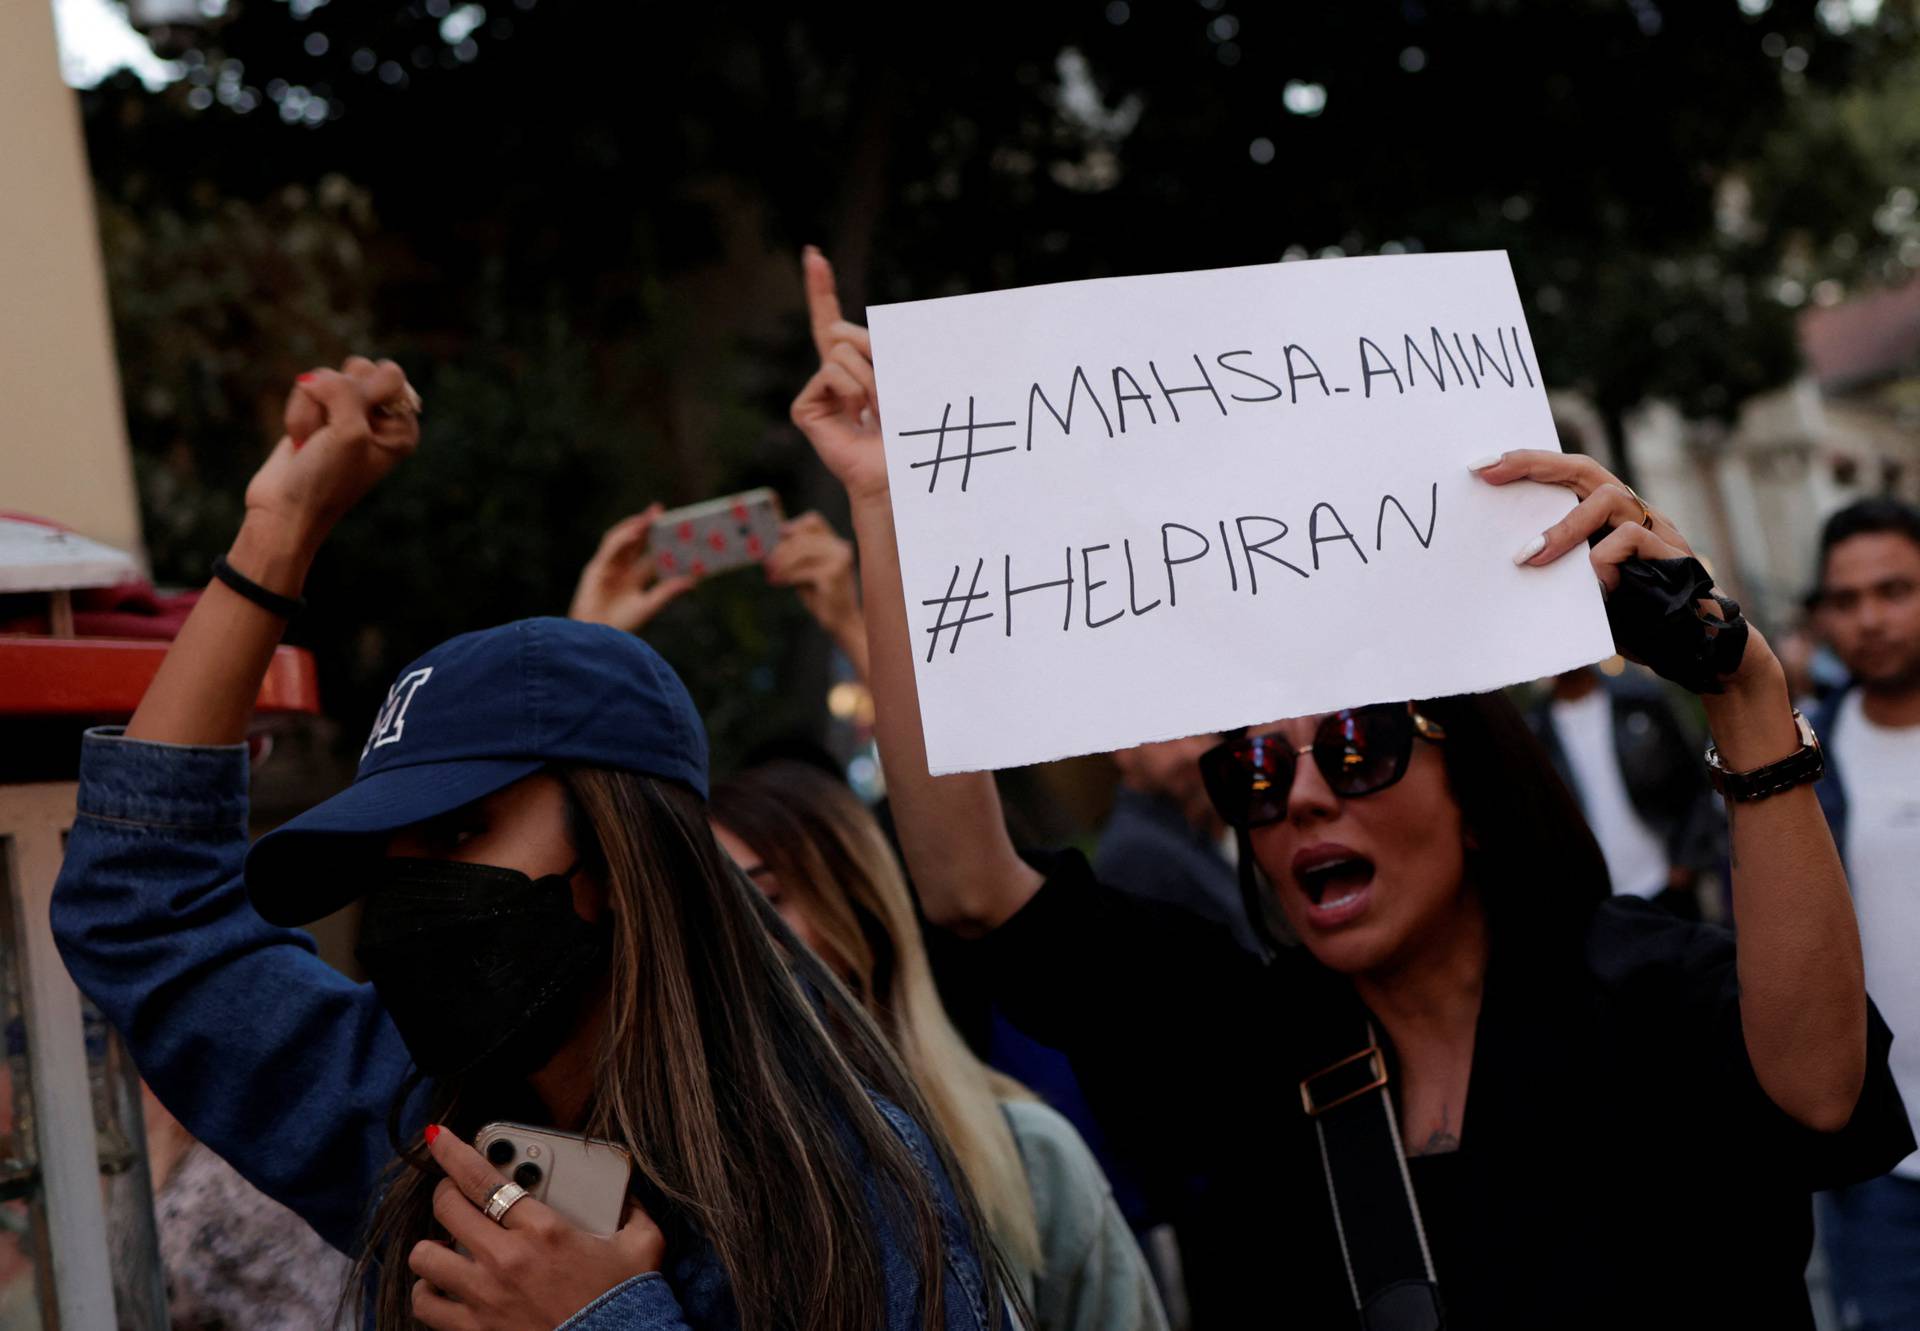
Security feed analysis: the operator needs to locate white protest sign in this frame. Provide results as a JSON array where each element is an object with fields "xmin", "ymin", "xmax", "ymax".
[{"xmin": 868, "ymin": 251, "xmax": 1616, "ymax": 775}]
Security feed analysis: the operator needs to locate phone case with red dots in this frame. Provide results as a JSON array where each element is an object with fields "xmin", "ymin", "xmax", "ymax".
[{"xmin": 651, "ymin": 488, "xmax": 785, "ymax": 580}]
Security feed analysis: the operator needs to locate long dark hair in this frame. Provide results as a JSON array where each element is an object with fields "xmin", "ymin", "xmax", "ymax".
[
  {"xmin": 346, "ymin": 766, "xmax": 1006, "ymax": 1331},
  {"xmin": 711, "ymin": 762, "xmax": 1044, "ymax": 1273},
  {"xmin": 1235, "ymin": 690, "xmax": 1611, "ymax": 950}
]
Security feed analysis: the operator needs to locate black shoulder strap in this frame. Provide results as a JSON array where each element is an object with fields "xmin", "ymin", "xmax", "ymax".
[{"xmin": 1300, "ymin": 1021, "xmax": 1446, "ymax": 1331}]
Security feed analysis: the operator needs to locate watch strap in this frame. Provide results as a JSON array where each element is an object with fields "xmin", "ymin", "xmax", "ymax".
[{"xmin": 1706, "ymin": 710, "xmax": 1825, "ymax": 803}]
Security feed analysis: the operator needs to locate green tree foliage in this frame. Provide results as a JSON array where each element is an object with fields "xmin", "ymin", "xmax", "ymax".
[{"xmin": 79, "ymin": 0, "xmax": 1919, "ymax": 758}]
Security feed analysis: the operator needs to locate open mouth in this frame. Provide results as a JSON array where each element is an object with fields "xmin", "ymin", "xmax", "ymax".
[{"xmin": 1291, "ymin": 845, "xmax": 1377, "ymax": 924}]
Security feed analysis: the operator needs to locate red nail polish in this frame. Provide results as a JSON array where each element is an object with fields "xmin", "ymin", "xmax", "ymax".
[
  {"xmin": 297, "ymin": 372, "xmax": 316, "ymax": 384},
  {"xmin": 425, "ymin": 1124, "xmax": 441, "ymax": 1145},
  {"xmin": 290, "ymin": 437, "xmax": 306, "ymax": 450}
]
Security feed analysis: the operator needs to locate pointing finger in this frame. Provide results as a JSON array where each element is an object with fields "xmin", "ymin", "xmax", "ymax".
[
  {"xmin": 424, "ymin": 1124, "xmax": 552, "ymax": 1234},
  {"xmin": 803, "ymin": 246, "xmax": 845, "ymax": 360}
]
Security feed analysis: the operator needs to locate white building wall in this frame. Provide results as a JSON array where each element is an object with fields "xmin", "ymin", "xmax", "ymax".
[
  {"xmin": 0, "ymin": 0, "xmax": 142, "ymax": 559},
  {"xmin": 1616, "ymin": 378, "xmax": 1920, "ymax": 633}
]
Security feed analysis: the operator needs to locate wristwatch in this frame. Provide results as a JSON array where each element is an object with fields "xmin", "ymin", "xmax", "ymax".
[{"xmin": 1705, "ymin": 709, "xmax": 1826, "ymax": 802}]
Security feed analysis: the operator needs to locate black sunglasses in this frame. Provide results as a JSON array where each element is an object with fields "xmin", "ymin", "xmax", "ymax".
[{"xmin": 1199, "ymin": 703, "xmax": 1448, "ymax": 830}]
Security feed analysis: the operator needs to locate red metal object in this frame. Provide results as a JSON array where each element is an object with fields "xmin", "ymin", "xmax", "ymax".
[{"xmin": 0, "ymin": 638, "xmax": 319, "ymax": 717}]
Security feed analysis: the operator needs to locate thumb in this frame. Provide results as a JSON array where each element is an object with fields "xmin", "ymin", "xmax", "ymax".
[
  {"xmin": 296, "ymin": 370, "xmax": 375, "ymax": 454},
  {"xmin": 634, "ymin": 575, "xmax": 698, "ymax": 621},
  {"xmin": 613, "ymin": 1198, "xmax": 666, "ymax": 1270},
  {"xmin": 285, "ymin": 376, "xmax": 327, "ymax": 445}
]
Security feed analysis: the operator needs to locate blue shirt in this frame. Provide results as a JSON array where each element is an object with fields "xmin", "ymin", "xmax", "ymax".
[{"xmin": 51, "ymin": 729, "xmax": 993, "ymax": 1331}]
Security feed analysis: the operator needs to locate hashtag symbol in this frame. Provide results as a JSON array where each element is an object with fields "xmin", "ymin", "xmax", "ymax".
[
  {"xmin": 921, "ymin": 558, "xmax": 993, "ymax": 662},
  {"xmin": 900, "ymin": 397, "xmax": 1018, "ymax": 494}
]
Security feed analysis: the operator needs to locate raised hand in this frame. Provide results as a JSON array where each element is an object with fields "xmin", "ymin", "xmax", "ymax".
[
  {"xmin": 407, "ymin": 1126, "xmax": 664, "ymax": 1331},
  {"xmin": 1474, "ymin": 454, "xmax": 1865, "ymax": 1140},
  {"xmin": 126, "ymin": 355, "xmax": 422, "ymax": 746},
  {"xmin": 569, "ymin": 505, "xmax": 698, "ymax": 633},
  {"xmin": 1474, "ymin": 448, "xmax": 1769, "ymax": 689},
  {"xmin": 765, "ymin": 511, "xmax": 857, "ymax": 632},
  {"xmin": 765, "ymin": 510, "xmax": 868, "ymax": 679},
  {"xmin": 245, "ymin": 356, "xmax": 422, "ymax": 564},
  {"xmin": 790, "ymin": 247, "xmax": 888, "ymax": 503}
]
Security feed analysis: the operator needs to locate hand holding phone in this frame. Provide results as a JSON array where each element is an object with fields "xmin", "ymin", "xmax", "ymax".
[
  {"xmin": 569, "ymin": 504, "xmax": 699, "ymax": 633},
  {"xmin": 472, "ymin": 1122, "xmax": 633, "ymax": 1237},
  {"xmin": 410, "ymin": 1124, "xmax": 658, "ymax": 1331}
]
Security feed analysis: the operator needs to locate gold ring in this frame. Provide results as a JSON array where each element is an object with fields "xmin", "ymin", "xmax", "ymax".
[{"xmin": 1621, "ymin": 484, "xmax": 1653, "ymax": 531}]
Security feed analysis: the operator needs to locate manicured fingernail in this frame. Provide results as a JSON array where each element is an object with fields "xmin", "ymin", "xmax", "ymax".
[
  {"xmin": 1468, "ymin": 453, "xmax": 1503, "ymax": 472},
  {"xmin": 297, "ymin": 372, "xmax": 315, "ymax": 384},
  {"xmin": 290, "ymin": 437, "xmax": 305, "ymax": 450},
  {"xmin": 425, "ymin": 1124, "xmax": 441, "ymax": 1145},
  {"xmin": 1513, "ymin": 534, "xmax": 1545, "ymax": 565}
]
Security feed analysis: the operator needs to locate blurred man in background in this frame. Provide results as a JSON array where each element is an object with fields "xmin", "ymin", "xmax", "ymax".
[
  {"xmin": 1096, "ymin": 737, "xmax": 1260, "ymax": 955},
  {"xmin": 1811, "ymin": 498, "xmax": 1920, "ymax": 1331},
  {"xmin": 1528, "ymin": 665, "xmax": 1723, "ymax": 918}
]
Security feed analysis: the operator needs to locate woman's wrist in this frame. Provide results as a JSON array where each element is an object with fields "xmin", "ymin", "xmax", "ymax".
[
  {"xmin": 829, "ymin": 617, "xmax": 871, "ymax": 680},
  {"xmin": 815, "ymin": 598, "xmax": 860, "ymax": 643},
  {"xmin": 845, "ymin": 475, "xmax": 892, "ymax": 511},
  {"xmin": 228, "ymin": 512, "xmax": 322, "ymax": 599},
  {"xmin": 1702, "ymin": 633, "xmax": 1800, "ymax": 771}
]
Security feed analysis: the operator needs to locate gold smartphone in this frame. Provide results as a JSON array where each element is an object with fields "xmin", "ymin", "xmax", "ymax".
[{"xmin": 473, "ymin": 1122, "xmax": 633, "ymax": 1238}]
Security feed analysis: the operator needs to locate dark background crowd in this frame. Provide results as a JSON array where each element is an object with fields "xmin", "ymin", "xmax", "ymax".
[{"xmin": 67, "ymin": 0, "xmax": 1920, "ymax": 784}]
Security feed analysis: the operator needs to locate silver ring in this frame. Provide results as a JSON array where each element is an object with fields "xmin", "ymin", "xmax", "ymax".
[
  {"xmin": 372, "ymin": 384, "xmax": 424, "ymax": 419},
  {"xmin": 484, "ymin": 1180, "xmax": 529, "ymax": 1225}
]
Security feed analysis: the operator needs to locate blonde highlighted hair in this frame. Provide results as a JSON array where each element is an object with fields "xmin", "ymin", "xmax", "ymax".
[{"xmin": 710, "ymin": 761, "xmax": 1044, "ymax": 1272}]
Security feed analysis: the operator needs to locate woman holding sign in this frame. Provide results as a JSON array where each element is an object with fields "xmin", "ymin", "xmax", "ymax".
[{"xmin": 791, "ymin": 250, "xmax": 1913, "ymax": 1330}]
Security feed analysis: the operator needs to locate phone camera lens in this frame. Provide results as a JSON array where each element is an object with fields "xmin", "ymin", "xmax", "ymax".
[
  {"xmin": 513, "ymin": 1162, "xmax": 543, "ymax": 1191},
  {"xmin": 485, "ymin": 1140, "xmax": 515, "ymax": 1167}
]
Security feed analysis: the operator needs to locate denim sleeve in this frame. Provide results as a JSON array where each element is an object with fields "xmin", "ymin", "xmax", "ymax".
[
  {"xmin": 50, "ymin": 729, "xmax": 418, "ymax": 1254},
  {"xmin": 870, "ymin": 1097, "xmax": 995, "ymax": 1331},
  {"xmin": 556, "ymin": 1274, "xmax": 693, "ymax": 1331}
]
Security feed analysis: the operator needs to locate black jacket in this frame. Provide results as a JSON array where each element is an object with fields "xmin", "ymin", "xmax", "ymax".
[
  {"xmin": 1527, "ymin": 674, "xmax": 1725, "ymax": 882},
  {"xmin": 976, "ymin": 851, "xmax": 1911, "ymax": 1329}
]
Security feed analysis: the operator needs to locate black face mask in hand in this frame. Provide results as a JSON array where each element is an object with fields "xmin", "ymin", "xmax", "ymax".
[
  {"xmin": 355, "ymin": 857, "xmax": 612, "ymax": 1081},
  {"xmin": 1604, "ymin": 555, "xmax": 1751, "ymax": 695}
]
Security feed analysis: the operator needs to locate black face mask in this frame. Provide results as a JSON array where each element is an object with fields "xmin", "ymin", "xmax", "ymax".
[{"xmin": 355, "ymin": 857, "xmax": 611, "ymax": 1081}]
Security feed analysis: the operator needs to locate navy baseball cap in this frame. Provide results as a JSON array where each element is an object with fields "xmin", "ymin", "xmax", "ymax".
[{"xmin": 246, "ymin": 617, "xmax": 708, "ymax": 927}]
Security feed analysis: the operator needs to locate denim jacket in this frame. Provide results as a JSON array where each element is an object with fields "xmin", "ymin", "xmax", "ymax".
[{"xmin": 51, "ymin": 729, "xmax": 993, "ymax": 1331}]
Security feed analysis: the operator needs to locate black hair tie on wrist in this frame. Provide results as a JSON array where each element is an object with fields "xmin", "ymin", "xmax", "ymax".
[
  {"xmin": 1604, "ymin": 555, "xmax": 1748, "ymax": 694},
  {"xmin": 212, "ymin": 553, "xmax": 307, "ymax": 619}
]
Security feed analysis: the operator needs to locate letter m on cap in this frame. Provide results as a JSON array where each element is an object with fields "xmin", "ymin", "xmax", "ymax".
[{"xmin": 362, "ymin": 667, "xmax": 433, "ymax": 760}]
